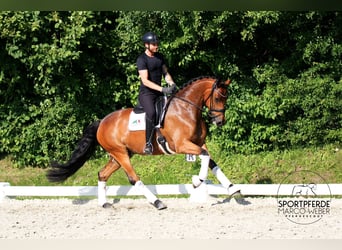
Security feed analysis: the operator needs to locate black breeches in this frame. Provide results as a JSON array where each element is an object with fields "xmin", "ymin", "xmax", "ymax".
[{"xmin": 138, "ymin": 94, "xmax": 160, "ymax": 122}]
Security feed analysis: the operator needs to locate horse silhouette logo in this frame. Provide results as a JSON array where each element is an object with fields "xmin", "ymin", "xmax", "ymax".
[
  {"xmin": 291, "ymin": 183, "xmax": 317, "ymax": 197},
  {"xmin": 277, "ymin": 170, "xmax": 332, "ymax": 225}
]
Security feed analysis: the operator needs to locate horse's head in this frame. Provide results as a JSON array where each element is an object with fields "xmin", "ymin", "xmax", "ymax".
[
  {"xmin": 204, "ymin": 79, "xmax": 231, "ymax": 126},
  {"xmin": 172, "ymin": 76, "xmax": 231, "ymax": 126}
]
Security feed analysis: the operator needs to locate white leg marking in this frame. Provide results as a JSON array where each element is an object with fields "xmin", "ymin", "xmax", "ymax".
[
  {"xmin": 211, "ymin": 166, "xmax": 232, "ymax": 189},
  {"xmin": 97, "ymin": 181, "xmax": 107, "ymax": 206},
  {"xmin": 198, "ymin": 154, "xmax": 210, "ymax": 181},
  {"xmin": 135, "ymin": 180, "xmax": 158, "ymax": 204}
]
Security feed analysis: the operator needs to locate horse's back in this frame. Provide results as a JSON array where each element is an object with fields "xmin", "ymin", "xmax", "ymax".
[{"xmin": 102, "ymin": 108, "xmax": 132, "ymax": 122}]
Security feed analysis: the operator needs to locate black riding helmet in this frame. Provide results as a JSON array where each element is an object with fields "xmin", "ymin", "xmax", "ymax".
[{"xmin": 142, "ymin": 32, "xmax": 159, "ymax": 44}]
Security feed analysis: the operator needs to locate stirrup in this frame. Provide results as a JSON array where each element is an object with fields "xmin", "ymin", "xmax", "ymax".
[{"xmin": 144, "ymin": 142, "xmax": 153, "ymax": 155}]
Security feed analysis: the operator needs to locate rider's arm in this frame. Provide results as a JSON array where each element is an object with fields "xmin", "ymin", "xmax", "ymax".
[
  {"xmin": 162, "ymin": 65, "xmax": 175, "ymax": 86},
  {"xmin": 138, "ymin": 69, "xmax": 163, "ymax": 92}
]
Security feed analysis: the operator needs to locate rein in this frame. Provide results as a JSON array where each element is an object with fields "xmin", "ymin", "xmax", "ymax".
[
  {"xmin": 170, "ymin": 79, "xmax": 226, "ymax": 117},
  {"xmin": 171, "ymin": 96, "xmax": 204, "ymax": 112}
]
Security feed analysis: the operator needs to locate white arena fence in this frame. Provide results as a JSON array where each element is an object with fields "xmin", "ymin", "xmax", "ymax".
[{"xmin": 1, "ymin": 182, "xmax": 342, "ymax": 202}]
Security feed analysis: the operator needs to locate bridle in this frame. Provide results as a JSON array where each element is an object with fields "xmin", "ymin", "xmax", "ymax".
[
  {"xmin": 171, "ymin": 79, "xmax": 227, "ymax": 120},
  {"xmin": 206, "ymin": 79, "xmax": 227, "ymax": 119}
]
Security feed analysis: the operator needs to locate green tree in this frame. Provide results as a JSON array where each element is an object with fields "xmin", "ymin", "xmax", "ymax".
[{"xmin": 0, "ymin": 11, "xmax": 341, "ymax": 167}]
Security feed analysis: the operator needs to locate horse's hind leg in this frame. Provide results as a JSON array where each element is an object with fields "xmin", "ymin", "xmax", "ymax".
[
  {"xmin": 97, "ymin": 156, "xmax": 121, "ymax": 208},
  {"xmin": 114, "ymin": 151, "xmax": 167, "ymax": 210}
]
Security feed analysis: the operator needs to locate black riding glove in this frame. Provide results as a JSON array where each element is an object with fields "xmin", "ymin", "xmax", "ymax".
[{"xmin": 162, "ymin": 84, "xmax": 177, "ymax": 95}]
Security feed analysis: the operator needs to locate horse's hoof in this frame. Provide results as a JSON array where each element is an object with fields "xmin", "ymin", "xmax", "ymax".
[
  {"xmin": 192, "ymin": 175, "xmax": 203, "ymax": 188},
  {"xmin": 153, "ymin": 199, "xmax": 167, "ymax": 210},
  {"xmin": 102, "ymin": 202, "xmax": 113, "ymax": 208},
  {"xmin": 228, "ymin": 184, "xmax": 242, "ymax": 197}
]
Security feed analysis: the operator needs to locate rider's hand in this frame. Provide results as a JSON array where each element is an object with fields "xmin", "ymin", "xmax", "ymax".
[{"xmin": 162, "ymin": 84, "xmax": 177, "ymax": 95}]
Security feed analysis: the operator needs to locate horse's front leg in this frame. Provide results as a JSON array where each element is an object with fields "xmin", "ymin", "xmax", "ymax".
[
  {"xmin": 175, "ymin": 141, "xmax": 210, "ymax": 188},
  {"xmin": 194, "ymin": 144, "xmax": 241, "ymax": 196},
  {"xmin": 209, "ymin": 159, "xmax": 241, "ymax": 196},
  {"xmin": 191, "ymin": 150, "xmax": 211, "ymax": 188}
]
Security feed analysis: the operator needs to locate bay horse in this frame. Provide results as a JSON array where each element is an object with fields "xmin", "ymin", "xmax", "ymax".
[{"xmin": 47, "ymin": 76, "xmax": 241, "ymax": 209}]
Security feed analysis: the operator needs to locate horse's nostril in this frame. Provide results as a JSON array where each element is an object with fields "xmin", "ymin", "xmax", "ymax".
[
  {"xmin": 216, "ymin": 119, "xmax": 226, "ymax": 126},
  {"xmin": 212, "ymin": 118, "xmax": 225, "ymax": 126}
]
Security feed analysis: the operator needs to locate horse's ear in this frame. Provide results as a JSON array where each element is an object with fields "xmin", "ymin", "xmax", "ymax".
[{"xmin": 224, "ymin": 79, "xmax": 231, "ymax": 86}]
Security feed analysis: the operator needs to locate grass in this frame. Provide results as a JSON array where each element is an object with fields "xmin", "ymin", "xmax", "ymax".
[{"xmin": 0, "ymin": 143, "xmax": 341, "ymax": 187}]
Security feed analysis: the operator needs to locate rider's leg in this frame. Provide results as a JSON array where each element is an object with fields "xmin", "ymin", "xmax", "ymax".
[
  {"xmin": 144, "ymin": 116, "xmax": 154, "ymax": 154},
  {"xmin": 139, "ymin": 94, "xmax": 157, "ymax": 154}
]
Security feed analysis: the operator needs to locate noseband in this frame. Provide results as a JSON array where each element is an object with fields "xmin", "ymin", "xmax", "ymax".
[{"xmin": 206, "ymin": 79, "xmax": 227, "ymax": 119}]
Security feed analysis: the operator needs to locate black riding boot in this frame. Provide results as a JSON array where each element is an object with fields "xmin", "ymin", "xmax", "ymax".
[{"xmin": 144, "ymin": 117, "xmax": 154, "ymax": 154}]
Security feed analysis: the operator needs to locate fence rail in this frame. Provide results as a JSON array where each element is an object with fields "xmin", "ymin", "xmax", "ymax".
[{"xmin": 1, "ymin": 182, "xmax": 342, "ymax": 202}]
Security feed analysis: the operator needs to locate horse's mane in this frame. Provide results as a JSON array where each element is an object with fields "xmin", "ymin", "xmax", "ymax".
[{"xmin": 177, "ymin": 76, "xmax": 218, "ymax": 91}]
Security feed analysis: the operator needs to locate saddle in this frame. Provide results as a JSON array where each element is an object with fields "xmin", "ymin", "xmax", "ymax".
[
  {"xmin": 129, "ymin": 96, "xmax": 174, "ymax": 155},
  {"xmin": 132, "ymin": 95, "xmax": 168, "ymax": 128}
]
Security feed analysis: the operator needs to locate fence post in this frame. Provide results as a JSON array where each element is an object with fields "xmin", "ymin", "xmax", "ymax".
[{"xmin": 0, "ymin": 182, "xmax": 10, "ymax": 202}]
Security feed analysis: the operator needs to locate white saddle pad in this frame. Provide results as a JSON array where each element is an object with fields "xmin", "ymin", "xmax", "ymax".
[{"xmin": 128, "ymin": 111, "xmax": 146, "ymax": 131}]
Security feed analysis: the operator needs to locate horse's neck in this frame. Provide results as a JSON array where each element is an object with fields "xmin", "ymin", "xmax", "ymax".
[
  {"xmin": 167, "ymin": 81, "xmax": 210, "ymax": 120},
  {"xmin": 177, "ymin": 82, "xmax": 209, "ymax": 106}
]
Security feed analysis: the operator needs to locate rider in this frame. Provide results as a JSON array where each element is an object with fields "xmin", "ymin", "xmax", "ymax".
[{"xmin": 136, "ymin": 31, "xmax": 177, "ymax": 154}]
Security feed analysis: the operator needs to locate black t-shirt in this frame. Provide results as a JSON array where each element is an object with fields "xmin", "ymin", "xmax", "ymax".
[{"xmin": 137, "ymin": 52, "xmax": 166, "ymax": 95}]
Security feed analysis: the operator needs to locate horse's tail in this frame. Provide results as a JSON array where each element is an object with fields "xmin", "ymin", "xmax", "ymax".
[{"xmin": 46, "ymin": 120, "xmax": 101, "ymax": 183}]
